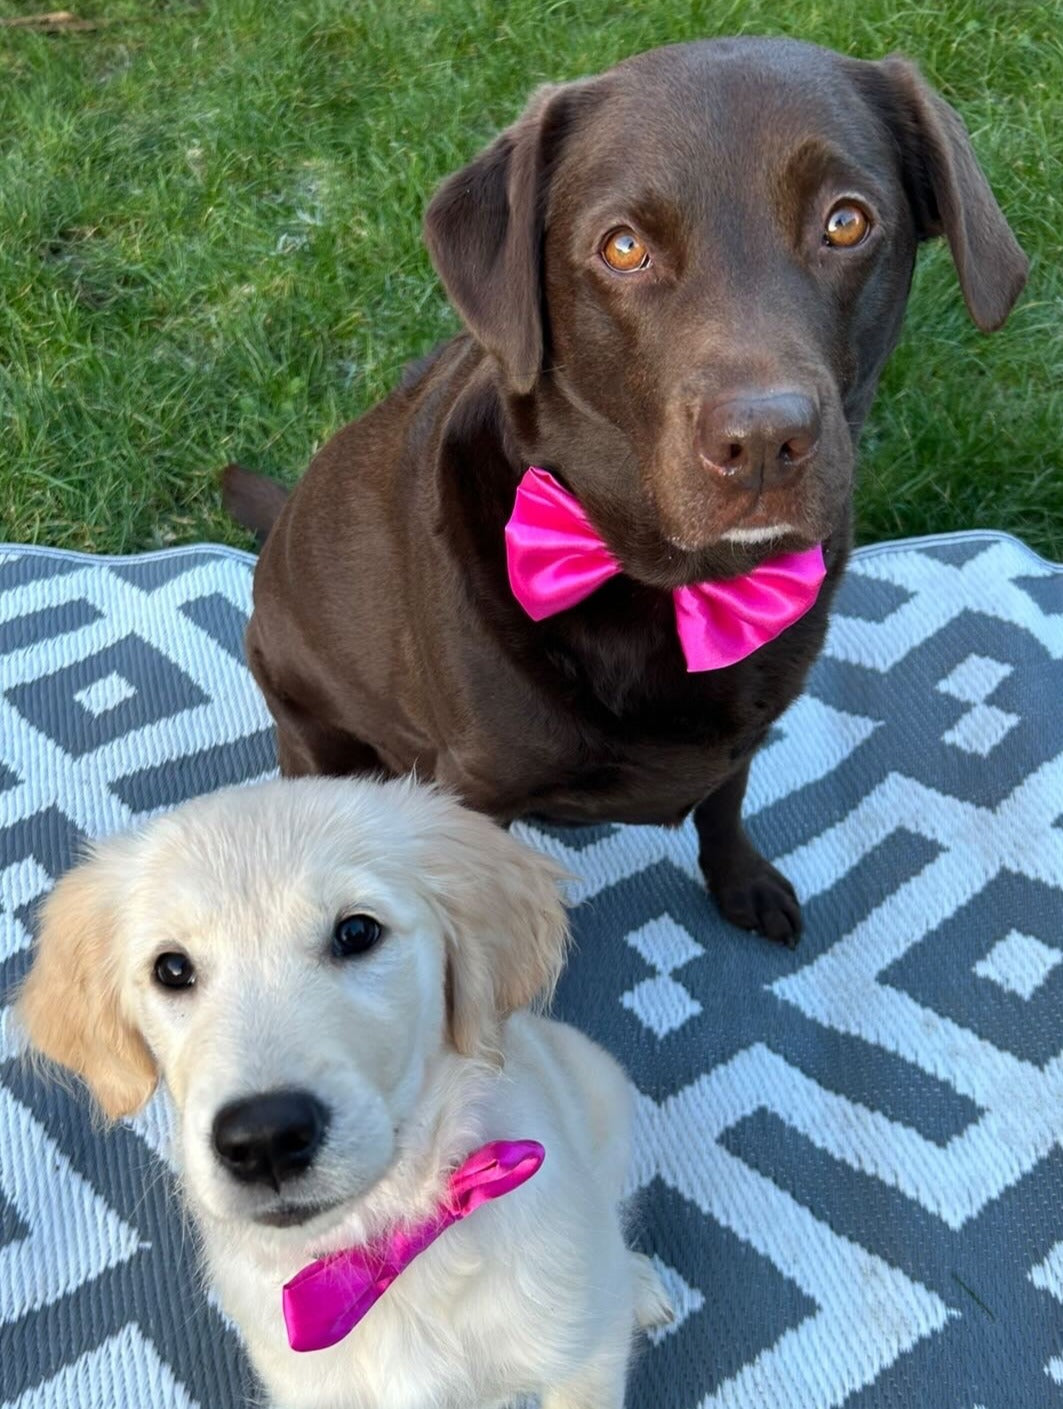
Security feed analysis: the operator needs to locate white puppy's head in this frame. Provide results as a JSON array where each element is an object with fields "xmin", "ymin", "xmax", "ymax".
[{"xmin": 16, "ymin": 778, "xmax": 567, "ymax": 1234}]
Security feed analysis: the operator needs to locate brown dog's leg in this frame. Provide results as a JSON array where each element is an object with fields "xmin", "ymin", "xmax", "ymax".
[
  {"xmin": 274, "ymin": 719, "xmax": 389, "ymax": 780},
  {"xmin": 248, "ymin": 634, "xmax": 391, "ymax": 781},
  {"xmin": 267, "ymin": 694, "xmax": 393, "ymax": 779},
  {"xmin": 694, "ymin": 765, "xmax": 801, "ymax": 947}
]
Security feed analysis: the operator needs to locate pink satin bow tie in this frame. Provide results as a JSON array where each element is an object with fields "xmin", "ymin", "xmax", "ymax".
[
  {"xmin": 504, "ymin": 467, "xmax": 826, "ymax": 672},
  {"xmin": 282, "ymin": 1140, "xmax": 545, "ymax": 1352}
]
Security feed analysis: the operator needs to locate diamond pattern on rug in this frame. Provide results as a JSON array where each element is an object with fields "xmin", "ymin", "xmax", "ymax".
[
  {"xmin": 6, "ymin": 635, "xmax": 209, "ymax": 759},
  {"xmin": 0, "ymin": 532, "xmax": 1060, "ymax": 1408},
  {"xmin": 974, "ymin": 929, "xmax": 1062, "ymax": 1000}
]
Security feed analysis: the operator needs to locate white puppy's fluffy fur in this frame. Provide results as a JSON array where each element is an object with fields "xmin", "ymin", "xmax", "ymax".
[{"xmin": 17, "ymin": 777, "xmax": 670, "ymax": 1408}]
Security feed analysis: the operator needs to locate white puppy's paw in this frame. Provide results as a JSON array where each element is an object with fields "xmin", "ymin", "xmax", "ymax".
[{"xmin": 631, "ymin": 1252, "xmax": 675, "ymax": 1330}]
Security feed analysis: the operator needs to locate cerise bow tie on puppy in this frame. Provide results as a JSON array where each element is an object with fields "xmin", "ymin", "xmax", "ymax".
[
  {"xmin": 282, "ymin": 1140, "xmax": 545, "ymax": 1352},
  {"xmin": 504, "ymin": 467, "xmax": 826, "ymax": 672}
]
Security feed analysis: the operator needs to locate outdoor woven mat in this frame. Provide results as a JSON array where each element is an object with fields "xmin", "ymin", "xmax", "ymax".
[{"xmin": 0, "ymin": 531, "xmax": 1060, "ymax": 1408}]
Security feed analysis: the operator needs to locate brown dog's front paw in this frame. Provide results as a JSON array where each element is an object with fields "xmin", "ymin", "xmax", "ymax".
[{"xmin": 707, "ymin": 858, "xmax": 802, "ymax": 947}]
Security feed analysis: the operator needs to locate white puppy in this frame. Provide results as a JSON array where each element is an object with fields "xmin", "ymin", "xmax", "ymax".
[{"xmin": 17, "ymin": 777, "xmax": 670, "ymax": 1409}]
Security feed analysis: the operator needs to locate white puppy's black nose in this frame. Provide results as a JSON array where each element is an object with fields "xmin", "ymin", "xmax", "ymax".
[{"xmin": 211, "ymin": 1090, "xmax": 330, "ymax": 1188}]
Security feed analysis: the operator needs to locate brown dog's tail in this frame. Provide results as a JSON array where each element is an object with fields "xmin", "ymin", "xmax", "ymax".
[{"xmin": 221, "ymin": 464, "xmax": 290, "ymax": 546}]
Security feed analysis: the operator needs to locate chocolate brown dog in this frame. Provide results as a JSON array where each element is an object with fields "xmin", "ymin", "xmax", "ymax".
[{"xmin": 226, "ymin": 38, "xmax": 1026, "ymax": 945}]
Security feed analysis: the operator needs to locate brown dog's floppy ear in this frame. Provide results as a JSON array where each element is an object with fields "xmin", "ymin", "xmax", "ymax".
[
  {"xmin": 15, "ymin": 838, "xmax": 157, "ymax": 1121},
  {"xmin": 423, "ymin": 81, "xmax": 591, "ymax": 394},
  {"xmin": 416, "ymin": 800, "xmax": 570, "ymax": 1060},
  {"xmin": 856, "ymin": 55, "xmax": 1027, "ymax": 331}
]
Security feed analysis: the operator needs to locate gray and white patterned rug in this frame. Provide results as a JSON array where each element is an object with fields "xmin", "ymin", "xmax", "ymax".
[{"xmin": 0, "ymin": 531, "xmax": 1061, "ymax": 1408}]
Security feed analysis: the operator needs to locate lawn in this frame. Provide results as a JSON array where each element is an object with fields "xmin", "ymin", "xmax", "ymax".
[{"xmin": 0, "ymin": 0, "xmax": 1059, "ymax": 558}]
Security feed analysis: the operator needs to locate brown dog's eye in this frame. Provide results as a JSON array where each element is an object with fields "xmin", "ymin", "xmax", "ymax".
[
  {"xmin": 601, "ymin": 228, "xmax": 650, "ymax": 272},
  {"xmin": 153, "ymin": 951, "xmax": 196, "ymax": 990},
  {"xmin": 824, "ymin": 203, "xmax": 870, "ymax": 248},
  {"xmin": 332, "ymin": 914, "xmax": 384, "ymax": 959}
]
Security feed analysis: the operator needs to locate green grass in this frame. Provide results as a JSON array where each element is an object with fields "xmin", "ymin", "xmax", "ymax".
[{"xmin": 0, "ymin": 0, "xmax": 1059, "ymax": 557}]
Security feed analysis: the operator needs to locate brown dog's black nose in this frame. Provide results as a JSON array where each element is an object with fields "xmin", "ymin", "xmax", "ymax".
[
  {"xmin": 212, "ymin": 1090, "xmax": 330, "ymax": 1188},
  {"xmin": 697, "ymin": 392, "xmax": 820, "ymax": 490}
]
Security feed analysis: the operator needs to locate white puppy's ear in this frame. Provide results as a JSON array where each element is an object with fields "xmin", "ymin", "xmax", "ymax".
[
  {"xmin": 419, "ymin": 803, "xmax": 570, "ymax": 1060},
  {"xmin": 16, "ymin": 838, "xmax": 158, "ymax": 1120}
]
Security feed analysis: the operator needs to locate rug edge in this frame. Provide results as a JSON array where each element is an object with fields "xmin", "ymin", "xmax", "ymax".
[{"xmin": 1, "ymin": 528, "xmax": 1058, "ymax": 574}]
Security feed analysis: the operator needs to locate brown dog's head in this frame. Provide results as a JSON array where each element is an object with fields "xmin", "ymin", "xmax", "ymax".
[{"xmin": 425, "ymin": 38, "xmax": 1026, "ymax": 585}]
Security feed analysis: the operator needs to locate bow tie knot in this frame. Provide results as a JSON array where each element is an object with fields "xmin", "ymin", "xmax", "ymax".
[{"xmin": 504, "ymin": 467, "xmax": 826, "ymax": 671}]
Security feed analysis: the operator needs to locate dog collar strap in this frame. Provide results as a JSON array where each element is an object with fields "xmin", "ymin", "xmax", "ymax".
[
  {"xmin": 505, "ymin": 466, "xmax": 826, "ymax": 671},
  {"xmin": 281, "ymin": 1139, "xmax": 545, "ymax": 1352}
]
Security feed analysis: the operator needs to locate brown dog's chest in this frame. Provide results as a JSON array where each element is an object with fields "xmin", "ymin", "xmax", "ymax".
[
  {"xmin": 429, "ymin": 583, "xmax": 831, "ymax": 826},
  {"xmin": 497, "ymin": 738, "xmax": 757, "ymax": 827},
  {"xmin": 435, "ymin": 693, "xmax": 772, "ymax": 826}
]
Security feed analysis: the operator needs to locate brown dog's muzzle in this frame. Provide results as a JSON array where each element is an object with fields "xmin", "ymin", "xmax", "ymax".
[{"xmin": 696, "ymin": 390, "xmax": 821, "ymax": 493}]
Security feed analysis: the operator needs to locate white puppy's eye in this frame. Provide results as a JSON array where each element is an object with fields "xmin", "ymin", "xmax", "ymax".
[
  {"xmin": 331, "ymin": 914, "xmax": 384, "ymax": 959},
  {"xmin": 153, "ymin": 950, "xmax": 196, "ymax": 990}
]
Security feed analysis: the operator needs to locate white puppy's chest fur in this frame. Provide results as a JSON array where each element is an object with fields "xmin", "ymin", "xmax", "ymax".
[
  {"xmin": 201, "ymin": 1014, "xmax": 642, "ymax": 1409},
  {"xmin": 218, "ymin": 1219, "xmax": 579, "ymax": 1409}
]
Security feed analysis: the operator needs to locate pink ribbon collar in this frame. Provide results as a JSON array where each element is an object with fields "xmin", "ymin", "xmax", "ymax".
[
  {"xmin": 282, "ymin": 1139, "xmax": 544, "ymax": 1352},
  {"xmin": 504, "ymin": 467, "xmax": 826, "ymax": 672}
]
